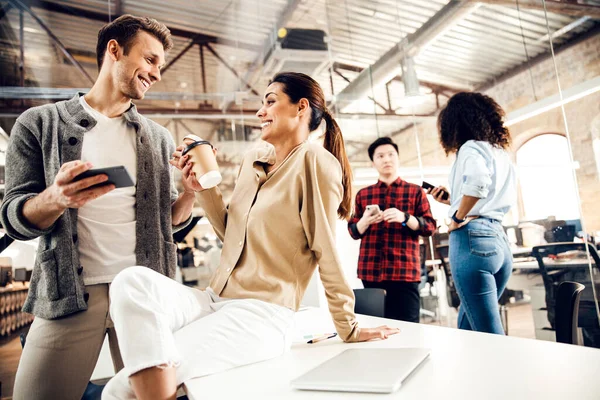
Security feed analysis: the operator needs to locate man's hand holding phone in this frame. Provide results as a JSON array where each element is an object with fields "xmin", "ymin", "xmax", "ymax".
[
  {"xmin": 357, "ymin": 204, "xmax": 383, "ymax": 234},
  {"xmin": 49, "ymin": 161, "xmax": 116, "ymax": 210}
]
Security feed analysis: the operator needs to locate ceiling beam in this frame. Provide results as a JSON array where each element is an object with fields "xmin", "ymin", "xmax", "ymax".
[
  {"xmin": 204, "ymin": 44, "xmax": 260, "ymax": 96},
  {"xmin": 333, "ymin": 62, "xmax": 464, "ymax": 93},
  {"xmin": 477, "ymin": 24, "xmax": 600, "ymax": 92},
  {"xmin": 334, "ymin": 1, "xmax": 480, "ymax": 103},
  {"xmin": 113, "ymin": 0, "xmax": 122, "ymax": 18},
  {"xmin": 160, "ymin": 40, "xmax": 196, "ymax": 75},
  {"xmin": 333, "ymin": 68, "xmax": 390, "ymax": 113},
  {"xmin": 8, "ymin": 0, "xmax": 94, "ymax": 84},
  {"xmin": 0, "ymin": 3, "xmax": 13, "ymax": 20},
  {"xmin": 476, "ymin": 0, "xmax": 600, "ymax": 19},
  {"xmin": 0, "ymin": 103, "xmax": 439, "ymax": 121},
  {"xmin": 0, "ymin": 87, "xmax": 264, "ymax": 103},
  {"xmin": 19, "ymin": 0, "xmax": 260, "ymax": 52}
]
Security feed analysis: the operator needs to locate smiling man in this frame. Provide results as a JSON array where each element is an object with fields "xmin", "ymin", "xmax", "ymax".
[
  {"xmin": 1, "ymin": 15, "xmax": 196, "ymax": 399},
  {"xmin": 348, "ymin": 137, "xmax": 436, "ymax": 323}
]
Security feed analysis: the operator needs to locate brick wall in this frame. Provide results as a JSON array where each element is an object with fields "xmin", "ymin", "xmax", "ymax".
[{"xmin": 488, "ymin": 33, "xmax": 600, "ymax": 231}]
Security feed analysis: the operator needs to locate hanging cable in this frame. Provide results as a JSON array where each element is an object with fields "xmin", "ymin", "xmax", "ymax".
[{"xmin": 516, "ymin": 0, "xmax": 538, "ymax": 101}]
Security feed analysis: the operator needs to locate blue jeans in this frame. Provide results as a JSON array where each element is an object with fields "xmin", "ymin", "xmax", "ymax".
[{"xmin": 449, "ymin": 218, "xmax": 512, "ymax": 334}]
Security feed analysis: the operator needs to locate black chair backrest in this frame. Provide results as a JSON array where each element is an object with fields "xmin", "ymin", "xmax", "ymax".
[
  {"xmin": 435, "ymin": 244, "xmax": 461, "ymax": 309},
  {"xmin": 419, "ymin": 243, "xmax": 427, "ymax": 290},
  {"xmin": 419, "ymin": 243, "xmax": 427, "ymax": 277},
  {"xmin": 555, "ymin": 281, "xmax": 585, "ymax": 345},
  {"xmin": 353, "ymin": 288, "xmax": 386, "ymax": 318},
  {"xmin": 435, "ymin": 244, "xmax": 450, "ymax": 275},
  {"xmin": 531, "ymin": 242, "xmax": 600, "ymax": 328}
]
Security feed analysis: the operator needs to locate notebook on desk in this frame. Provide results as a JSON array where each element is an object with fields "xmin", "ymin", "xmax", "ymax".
[{"xmin": 290, "ymin": 348, "xmax": 430, "ymax": 394}]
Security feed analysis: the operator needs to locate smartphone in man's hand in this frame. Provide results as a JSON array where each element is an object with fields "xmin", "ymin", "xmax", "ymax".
[
  {"xmin": 422, "ymin": 181, "xmax": 449, "ymax": 201},
  {"xmin": 365, "ymin": 204, "xmax": 381, "ymax": 216},
  {"xmin": 73, "ymin": 166, "xmax": 134, "ymax": 189}
]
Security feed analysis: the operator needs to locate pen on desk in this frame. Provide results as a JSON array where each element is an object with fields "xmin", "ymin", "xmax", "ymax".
[
  {"xmin": 303, "ymin": 333, "xmax": 329, "ymax": 340},
  {"xmin": 307, "ymin": 333, "xmax": 337, "ymax": 344}
]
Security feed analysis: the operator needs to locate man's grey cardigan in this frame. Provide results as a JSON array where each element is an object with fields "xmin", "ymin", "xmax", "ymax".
[{"xmin": 0, "ymin": 94, "xmax": 191, "ymax": 319}]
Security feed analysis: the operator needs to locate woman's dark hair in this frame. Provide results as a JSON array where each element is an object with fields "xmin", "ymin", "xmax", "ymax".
[
  {"xmin": 437, "ymin": 92, "xmax": 511, "ymax": 155},
  {"xmin": 270, "ymin": 72, "xmax": 352, "ymax": 219}
]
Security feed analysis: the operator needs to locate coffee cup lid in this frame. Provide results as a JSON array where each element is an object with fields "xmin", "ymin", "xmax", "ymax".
[
  {"xmin": 182, "ymin": 140, "xmax": 214, "ymax": 156},
  {"xmin": 183, "ymin": 134, "xmax": 203, "ymax": 142}
]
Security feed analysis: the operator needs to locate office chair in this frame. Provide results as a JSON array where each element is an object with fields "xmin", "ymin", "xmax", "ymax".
[
  {"xmin": 419, "ymin": 243, "xmax": 437, "ymax": 320},
  {"xmin": 555, "ymin": 281, "xmax": 585, "ymax": 345},
  {"xmin": 353, "ymin": 288, "xmax": 386, "ymax": 318},
  {"xmin": 418, "ymin": 243, "xmax": 428, "ymax": 291},
  {"xmin": 532, "ymin": 242, "xmax": 600, "ymax": 348},
  {"xmin": 531, "ymin": 242, "xmax": 600, "ymax": 327},
  {"xmin": 435, "ymin": 245, "xmax": 460, "ymax": 309}
]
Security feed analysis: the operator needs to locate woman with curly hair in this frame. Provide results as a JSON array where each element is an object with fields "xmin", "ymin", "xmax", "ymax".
[{"xmin": 428, "ymin": 92, "xmax": 516, "ymax": 335}]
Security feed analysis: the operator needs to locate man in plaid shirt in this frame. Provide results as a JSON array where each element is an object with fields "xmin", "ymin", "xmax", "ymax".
[{"xmin": 348, "ymin": 137, "xmax": 436, "ymax": 322}]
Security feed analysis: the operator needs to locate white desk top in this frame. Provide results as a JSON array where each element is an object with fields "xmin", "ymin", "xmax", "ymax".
[{"xmin": 184, "ymin": 308, "xmax": 600, "ymax": 400}]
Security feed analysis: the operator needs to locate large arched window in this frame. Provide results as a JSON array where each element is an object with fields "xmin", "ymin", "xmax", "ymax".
[{"xmin": 516, "ymin": 133, "xmax": 580, "ymax": 221}]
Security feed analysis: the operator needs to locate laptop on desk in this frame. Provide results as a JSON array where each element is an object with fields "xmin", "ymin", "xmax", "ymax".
[{"xmin": 290, "ymin": 348, "xmax": 431, "ymax": 394}]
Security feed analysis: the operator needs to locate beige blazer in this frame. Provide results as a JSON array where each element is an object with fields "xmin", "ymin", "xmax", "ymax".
[{"xmin": 197, "ymin": 141, "xmax": 360, "ymax": 342}]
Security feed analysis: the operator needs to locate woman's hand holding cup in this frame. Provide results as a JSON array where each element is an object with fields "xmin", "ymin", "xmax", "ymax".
[
  {"xmin": 170, "ymin": 144, "xmax": 201, "ymax": 192},
  {"xmin": 170, "ymin": 135, "xmax": 221, "ymax": 192}
]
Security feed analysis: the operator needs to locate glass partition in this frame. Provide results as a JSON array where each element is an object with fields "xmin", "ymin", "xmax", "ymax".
[
  {"xmin": 406, "ymin": 0, "xmax": 599, "ymax": 343},
  {"xmin": 0, "ymin": 0, "xmax": 598, "ymax": 347},
  {"xmin": 542, "ymin": 1, "xmax": 600, "ymax": 348}
]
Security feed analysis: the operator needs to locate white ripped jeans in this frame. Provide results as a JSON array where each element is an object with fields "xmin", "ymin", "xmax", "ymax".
[{"xmin": 102, "ymin": 266, "xmax": 295, "ymax": 399}]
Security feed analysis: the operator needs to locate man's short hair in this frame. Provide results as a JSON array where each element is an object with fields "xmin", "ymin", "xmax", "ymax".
[
  {"xmin": 368, "ymin": 137, "xmax": 399, "ymax": 161},
  {"xmin": 96, "ymin": 14, "xmax": 173, "ymax": 71}
]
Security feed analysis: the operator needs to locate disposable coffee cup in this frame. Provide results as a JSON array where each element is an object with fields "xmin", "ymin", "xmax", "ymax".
[{"xmin": 181, "ymin": 135, "xmax": 222, "ymax": 189}]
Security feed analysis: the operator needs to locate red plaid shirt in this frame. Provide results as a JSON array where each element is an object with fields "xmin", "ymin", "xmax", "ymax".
[{"xmin": 348, "ymin": 178, "xmax": 436, "ymax": 282}]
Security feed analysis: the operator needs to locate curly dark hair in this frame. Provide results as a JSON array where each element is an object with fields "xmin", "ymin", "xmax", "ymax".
[{"xmin": 437, "ymin": 92, "xmax": 511, "ymax": 155}]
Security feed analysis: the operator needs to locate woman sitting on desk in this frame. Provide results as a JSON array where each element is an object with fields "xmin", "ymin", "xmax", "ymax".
[
  {"xmin": 428, "ymin": 92, "xmax": 516, "ymax": 335},
  {"xmin": 103, "ymin": 72, "xmax": 399, "ymax": 400}
]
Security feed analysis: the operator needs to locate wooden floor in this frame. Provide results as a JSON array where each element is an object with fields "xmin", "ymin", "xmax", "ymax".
[
  {"xmin": 0, "ymin": 326, "xmax": 29, "ymax": 400},
  {"xmin": 428, "ymin": 302, "xmax": 537, "ymax": 340}
]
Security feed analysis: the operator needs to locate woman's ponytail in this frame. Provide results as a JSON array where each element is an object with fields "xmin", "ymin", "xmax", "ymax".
[{"xmin": 322, "ymin": 110, "xmax": 353, "ymax": 220}]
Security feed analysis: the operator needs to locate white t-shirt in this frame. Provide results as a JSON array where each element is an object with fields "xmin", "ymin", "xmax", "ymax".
[{"xmin": 77, "ymin": 96, "xmax": 138, "ymax": 285}]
